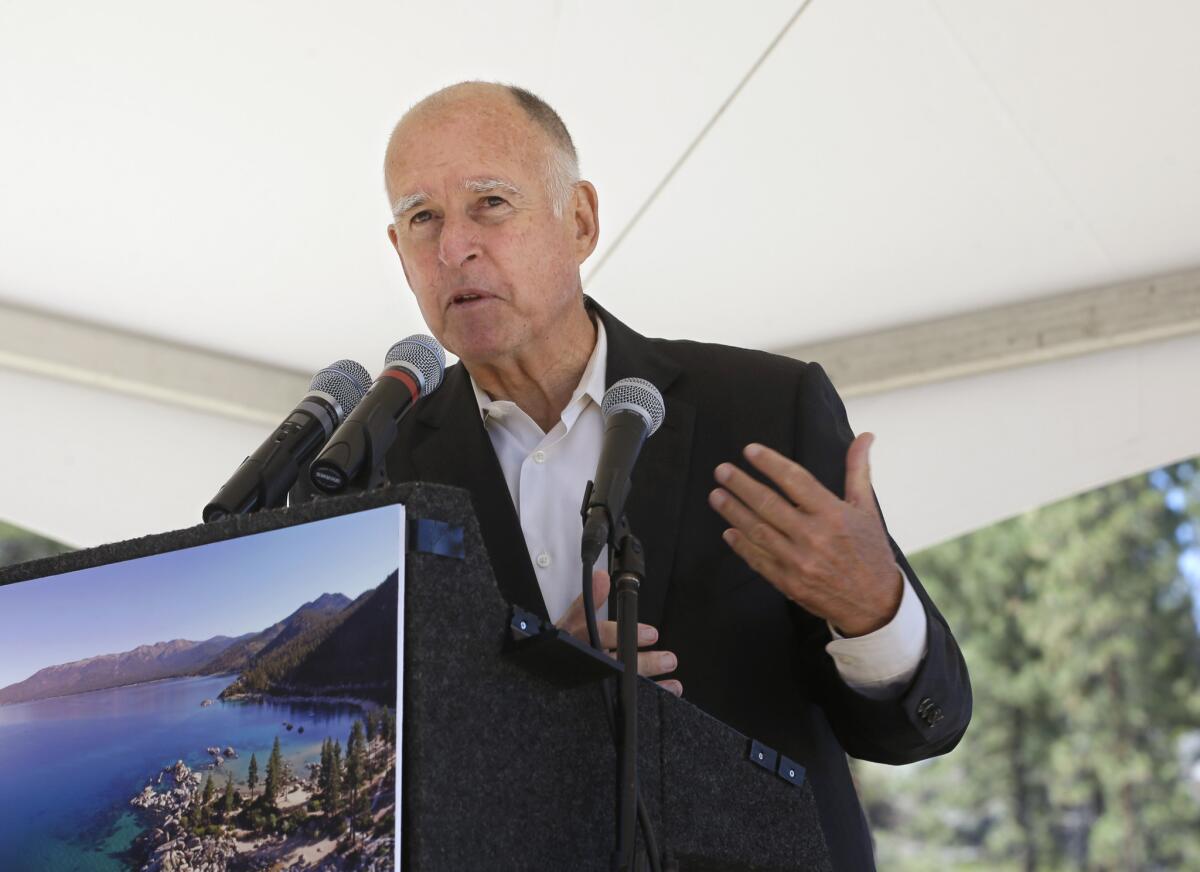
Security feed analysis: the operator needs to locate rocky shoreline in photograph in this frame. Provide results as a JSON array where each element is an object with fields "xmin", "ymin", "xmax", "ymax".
[
  {"xmin": 129, "ymin": 760, "xmax": 238, "ymax": 871},
  {"xmin": 126, "ymin": 713, "xmax": 396, "ymax": 872}
]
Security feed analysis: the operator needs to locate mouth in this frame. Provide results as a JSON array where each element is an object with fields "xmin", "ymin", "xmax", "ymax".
[{"xmin": 448, "ymin": 291, "xmax": 494, "ymax": 309}]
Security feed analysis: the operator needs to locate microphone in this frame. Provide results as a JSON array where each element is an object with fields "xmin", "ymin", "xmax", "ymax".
[
  {"xmin": 580, "ymin": 377, "xmax": 666, "ymax": 566},
  {"xmin": 309, "ymin": 334, "xmax": 446, "ymax": 493},
  {"xmin": 203, "ymin": 360, "xmax": 372, "ymax": 523}
]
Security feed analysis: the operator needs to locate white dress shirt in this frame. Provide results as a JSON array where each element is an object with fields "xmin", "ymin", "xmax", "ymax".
[{"xmin": 470, "ymin": 319, "xmax": 927, "ymax": 697}]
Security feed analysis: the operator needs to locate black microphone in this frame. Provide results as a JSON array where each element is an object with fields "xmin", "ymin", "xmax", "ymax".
[
  {"xmin": 309, "ymin": 334, "xmax": 446, "ymax": 493},
  {"xmin": 203, "ymin": 360, "xmax": 372, "ymax": 523},
  {"xmin": 580, "ymin": 377, "xmax": 666, "ymax": 566}
]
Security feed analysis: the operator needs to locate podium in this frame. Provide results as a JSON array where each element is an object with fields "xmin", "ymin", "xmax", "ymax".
[{"xmin": 0, "ymin": 483, "xmax": 831, "ymax": 871}]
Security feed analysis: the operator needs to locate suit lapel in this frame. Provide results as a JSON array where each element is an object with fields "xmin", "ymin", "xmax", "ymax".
[
  {"xmin": 409, "ymin": 364, "xmax": 549, "ymax": 620},
  {"xmin": 594, "ymin": 301, "xmax": 695, "ymax": 632},
  {"xmin": 405, "ymin": 301, "xmax": 693, "ymax": 630}
]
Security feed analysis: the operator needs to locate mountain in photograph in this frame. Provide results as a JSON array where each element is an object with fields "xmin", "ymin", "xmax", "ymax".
[
  {"xmin": 0, "ymin": 635, "xmax": 249, "ymax": 706},
  {"xmin": 220, "ymin": 570, "xmax": 397, "ymax": 705},
  {"xmin": 197, "ymin": 591, "xmax": 352, "ymax": 673},
  {"xmin": 0, "ymin": 591, "xmax": 358, "ymax": 707}
]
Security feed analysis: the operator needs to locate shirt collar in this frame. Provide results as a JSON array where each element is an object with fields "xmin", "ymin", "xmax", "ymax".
[{"xmin": 470, "ymin": 317, "xmax": 608, "ymax": 427}]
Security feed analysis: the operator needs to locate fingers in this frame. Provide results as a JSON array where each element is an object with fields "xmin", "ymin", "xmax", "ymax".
[
  {"xmin": 555, "ymin": 569, "xmax": 612, "ymax": 637},
  {"xmin": 636, "ymin": 648, "xmax": 677, "ymax": 680},
  {"xmin": 552, "ymin": 571, "xmax": 681, "ymax": 696},
  {"xmin": 656, "ymin": 679, "xmax": 683, "ymax": 697},
  {"xmin": 718, "ymin": 526, "xmax": 788, "ymax": 588},
  {"xmin": 599, "ymin": 622, "xmax": 674, "ymax": 682},
  {"xmin": 713, "ymin": 449, "xmax": 831, "ymax": 541},
  {"xmin": 843, "ymin": 433, "xmax": 880, "ymax": 517},
  {"xmin": 708, "ymin": 485, "xmax": 798, "ymax": 562},
  {"xmin": 712, "ymin": 464, "xmax": 798, "ymax": 542},
  {"xmin": 742, "ymin": 443, "xmax": 834, "ymax": 512},
  {"xmin": 594, "ymin": 619, "xmax": 660, "ymax": 650},
  {"xmin": 591, "ymin": 568, "xmax": 612, "ymax": 610},
  {"xmin": 593, "ymin": 622, "xmax": 673, "ymax": 687}
]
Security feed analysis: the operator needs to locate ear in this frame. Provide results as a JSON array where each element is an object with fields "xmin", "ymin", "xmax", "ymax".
[{"xmin": 572, "ymin": 180, "xmax": 600, "ymax": 265}]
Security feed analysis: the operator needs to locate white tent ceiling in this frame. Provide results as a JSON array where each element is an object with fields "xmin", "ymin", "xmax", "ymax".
[{"xmin": 1, "ymin": 1, "xmax": 1198, "ymax": 550}]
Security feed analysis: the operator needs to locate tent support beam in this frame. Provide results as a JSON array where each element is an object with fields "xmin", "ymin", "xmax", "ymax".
[
  {"xmin": 785, "ymin": 266, "xmax": 1200, "ymax": 397},
  {"xmin": 0, "ymin": 302, "xmax": 308, "ymax": 425}
]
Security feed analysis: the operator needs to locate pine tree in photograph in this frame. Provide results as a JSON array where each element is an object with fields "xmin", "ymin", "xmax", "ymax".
[
  {"xmin": 328, "ymin": 740, "xmax": 344, "ymax": 815},
  {"xmin": 200, "ymin": 773, "xmax": 215, "ymax": 825},
  {"xmin": 382, "ymin": 707, "xmax": 396, "ymax": 746},
  {"xmin": 223, "ymin": 775, "xmax": 235, "ymax": 818},
  {"xmin": 351, "ymin": 787, "xmax": 373, "ymax": 844},
  {"xmin": 347, "ymin": 720, "xmax": 366, "ymax": 800},
  {"xmin": 365, "ymin": 709, "xmax": 377, "ymax": 744},
  {"xmin": 264, "ymin": 736, "xmax": 283, "ymax": 804},
  {"xmin": 248, "ymin": 752, "xmax": 259, "ymax": 795},
  {"xmin": 319, "ymin": 738, "xmax": 333, "ymax": 800}
]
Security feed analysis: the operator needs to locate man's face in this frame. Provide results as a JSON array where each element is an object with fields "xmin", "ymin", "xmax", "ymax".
[{"xmin": 385, "ymin": 93, "xmax": 595, "ymax": 365}]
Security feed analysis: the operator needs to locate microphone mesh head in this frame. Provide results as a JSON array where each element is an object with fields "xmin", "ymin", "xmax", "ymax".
[
  {"xmin": 329, "ymin": 359, "xmax": 372, "ymax": 396},
  {"xmin": 310, "ymin": 359, "xmax": 371, "ymax": 417},
  {"xmin": 601, "ymin": 377, "xmax": 665, "ymax": 435},
  {"xmin": 385, "ymin": 334, "xmax": 446, "ymax": 397}
]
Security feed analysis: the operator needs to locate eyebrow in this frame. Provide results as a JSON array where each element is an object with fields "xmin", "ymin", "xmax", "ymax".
[
  {"xmin": 392, "ymin": 177, "xmax": 526, "ymax": 219},
  {"xmin": 391, "ymin": 190, "xmax": 431, "ymax": 219},
  {"xmin": 463, "ymin": 177, "xmax": 524, "ymax": 198}
]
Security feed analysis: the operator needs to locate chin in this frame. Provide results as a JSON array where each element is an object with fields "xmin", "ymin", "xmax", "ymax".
[{"xmin": 447, "ymin": 327, "xmax": 514, "ymax": 367}]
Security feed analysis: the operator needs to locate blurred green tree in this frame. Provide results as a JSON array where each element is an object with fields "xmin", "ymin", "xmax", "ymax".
[
  {"xmin": 857, "ymin": 462, "xmax": 1200, "ymax": 871},
  {"xmin": 0, "ymin": 521, "xmax": 69, "ymax": 570}
]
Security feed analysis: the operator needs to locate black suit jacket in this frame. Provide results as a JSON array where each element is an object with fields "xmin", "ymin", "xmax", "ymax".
[{"xmin": 386, "ymin": 299, "xmax": 972, "ymax": 870}]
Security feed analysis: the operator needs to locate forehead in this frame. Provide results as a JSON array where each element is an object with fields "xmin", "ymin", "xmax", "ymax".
[{"xmin": 386, "ymin": 98, "xmax": 546, "ymax": 192}]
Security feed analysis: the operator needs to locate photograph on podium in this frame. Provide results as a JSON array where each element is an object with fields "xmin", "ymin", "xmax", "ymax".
[{"xmin": 0, "ymin": 505, "xmax": 404, "ymax": 871}]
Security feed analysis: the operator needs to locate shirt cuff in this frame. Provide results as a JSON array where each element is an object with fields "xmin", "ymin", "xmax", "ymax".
[{"xmin": 824, "ymin": 567, "xmax": 928, "ymax": 700}]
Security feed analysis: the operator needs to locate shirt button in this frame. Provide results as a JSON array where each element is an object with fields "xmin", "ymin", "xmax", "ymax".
[
  {"xmin": 536, "ymin": 552, "xmax": 552, "ymax": 568},
  {"xmin": 533, "ymin": 450, "xmax": 546, "ymax": 464}
]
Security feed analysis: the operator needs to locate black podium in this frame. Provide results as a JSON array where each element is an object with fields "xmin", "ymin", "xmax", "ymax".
[{"xmin": 0, "ymin": 484, "xmax": 830, "ymax": 871}]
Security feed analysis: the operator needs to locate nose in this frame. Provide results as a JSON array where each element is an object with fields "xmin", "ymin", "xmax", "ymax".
[{"xmin": 437, "ymin": 214, "xmax": 482, "ymax": 268}]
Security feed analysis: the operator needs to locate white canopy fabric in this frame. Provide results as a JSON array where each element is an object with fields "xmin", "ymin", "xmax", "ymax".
[{"xmin": 1, "ymin": 1, "xmax": 1198, "ymax": 549}]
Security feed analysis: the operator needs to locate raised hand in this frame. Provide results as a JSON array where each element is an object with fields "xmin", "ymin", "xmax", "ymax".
[{"xmin": 708, "ymin": 434, "xmax": 902, "ymax": 637}]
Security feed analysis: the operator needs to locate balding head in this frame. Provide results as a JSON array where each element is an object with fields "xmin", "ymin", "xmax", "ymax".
[
  {"xmin": 380, "ymin": 81, "xmax": 600, "ymax": 371},
  {"xmin": 385, "ymin": 82, "xmax": 579, "ymax": 218}
]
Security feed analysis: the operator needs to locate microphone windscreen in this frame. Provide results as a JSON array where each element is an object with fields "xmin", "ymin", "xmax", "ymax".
[
  {"xmin": 309, "ymin": 360, "xmax": 372, "ymax": 417},
  {"xmin": 601, "ymin": 377, "xmax": 665, "ymax": 435},
  {"xmin": 385, "ymin": 335, "xmax": 446, "ymax": 397}
]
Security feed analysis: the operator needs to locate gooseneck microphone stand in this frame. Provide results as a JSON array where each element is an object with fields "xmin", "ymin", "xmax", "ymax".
[
  {"xmin": 611, "ymin": 516, "xmax": 646, "ymax": 872},
  {"xmin": 580, "ymin": 479, "xmax": 661, "ymax": 872}
]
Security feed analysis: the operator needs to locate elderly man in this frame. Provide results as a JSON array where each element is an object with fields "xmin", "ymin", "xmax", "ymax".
[{"xmin": 382, "ymin": 81, "xmax": 970, "ymax": 869}]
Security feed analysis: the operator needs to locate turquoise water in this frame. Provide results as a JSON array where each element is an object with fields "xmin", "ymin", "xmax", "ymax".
[{"xmin": 0, "ymin": 674, "xmax": 366, "ymax": 871}]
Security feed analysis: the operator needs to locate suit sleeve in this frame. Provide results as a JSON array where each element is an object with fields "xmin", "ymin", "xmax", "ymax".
[{"xmin": 790, "ymin": 362, "xmax": 972, "ymax": 765}]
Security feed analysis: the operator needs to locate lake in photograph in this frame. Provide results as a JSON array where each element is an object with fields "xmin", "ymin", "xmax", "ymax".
[{"xmin": 0, "ymin": 674, "xmax": 365, "ymax": 871}]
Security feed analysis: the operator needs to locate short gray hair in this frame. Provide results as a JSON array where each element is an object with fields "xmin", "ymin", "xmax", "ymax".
[{"xmin": 504, "ymin": 84, "xmax": 580, "ymax": 217}]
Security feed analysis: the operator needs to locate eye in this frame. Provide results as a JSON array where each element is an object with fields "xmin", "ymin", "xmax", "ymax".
[
  {"xmin": 482, "ymin": 196, "xmax": 507, "ymax": 208},
  {"xmin": 410, "ymin": 209, "xmax": 433, "ymax": 226}
]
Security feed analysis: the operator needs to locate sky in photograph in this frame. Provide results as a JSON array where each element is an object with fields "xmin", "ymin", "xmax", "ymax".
[{"xmin": 0, "ymin": 505, "xmax": 403, "ymax": 689}]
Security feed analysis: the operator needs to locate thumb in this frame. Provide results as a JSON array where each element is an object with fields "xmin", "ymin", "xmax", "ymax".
[
  {"xmin": 844, "ymin": 433, "xmax": 880, "ymax": 517},
  {"xmin": 556, "ymin": 569, "xmax": 612, "ymax": 631},
  {"xmin": 591, "ymin": 569, "xmax": 612, "ymax": 610}
]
